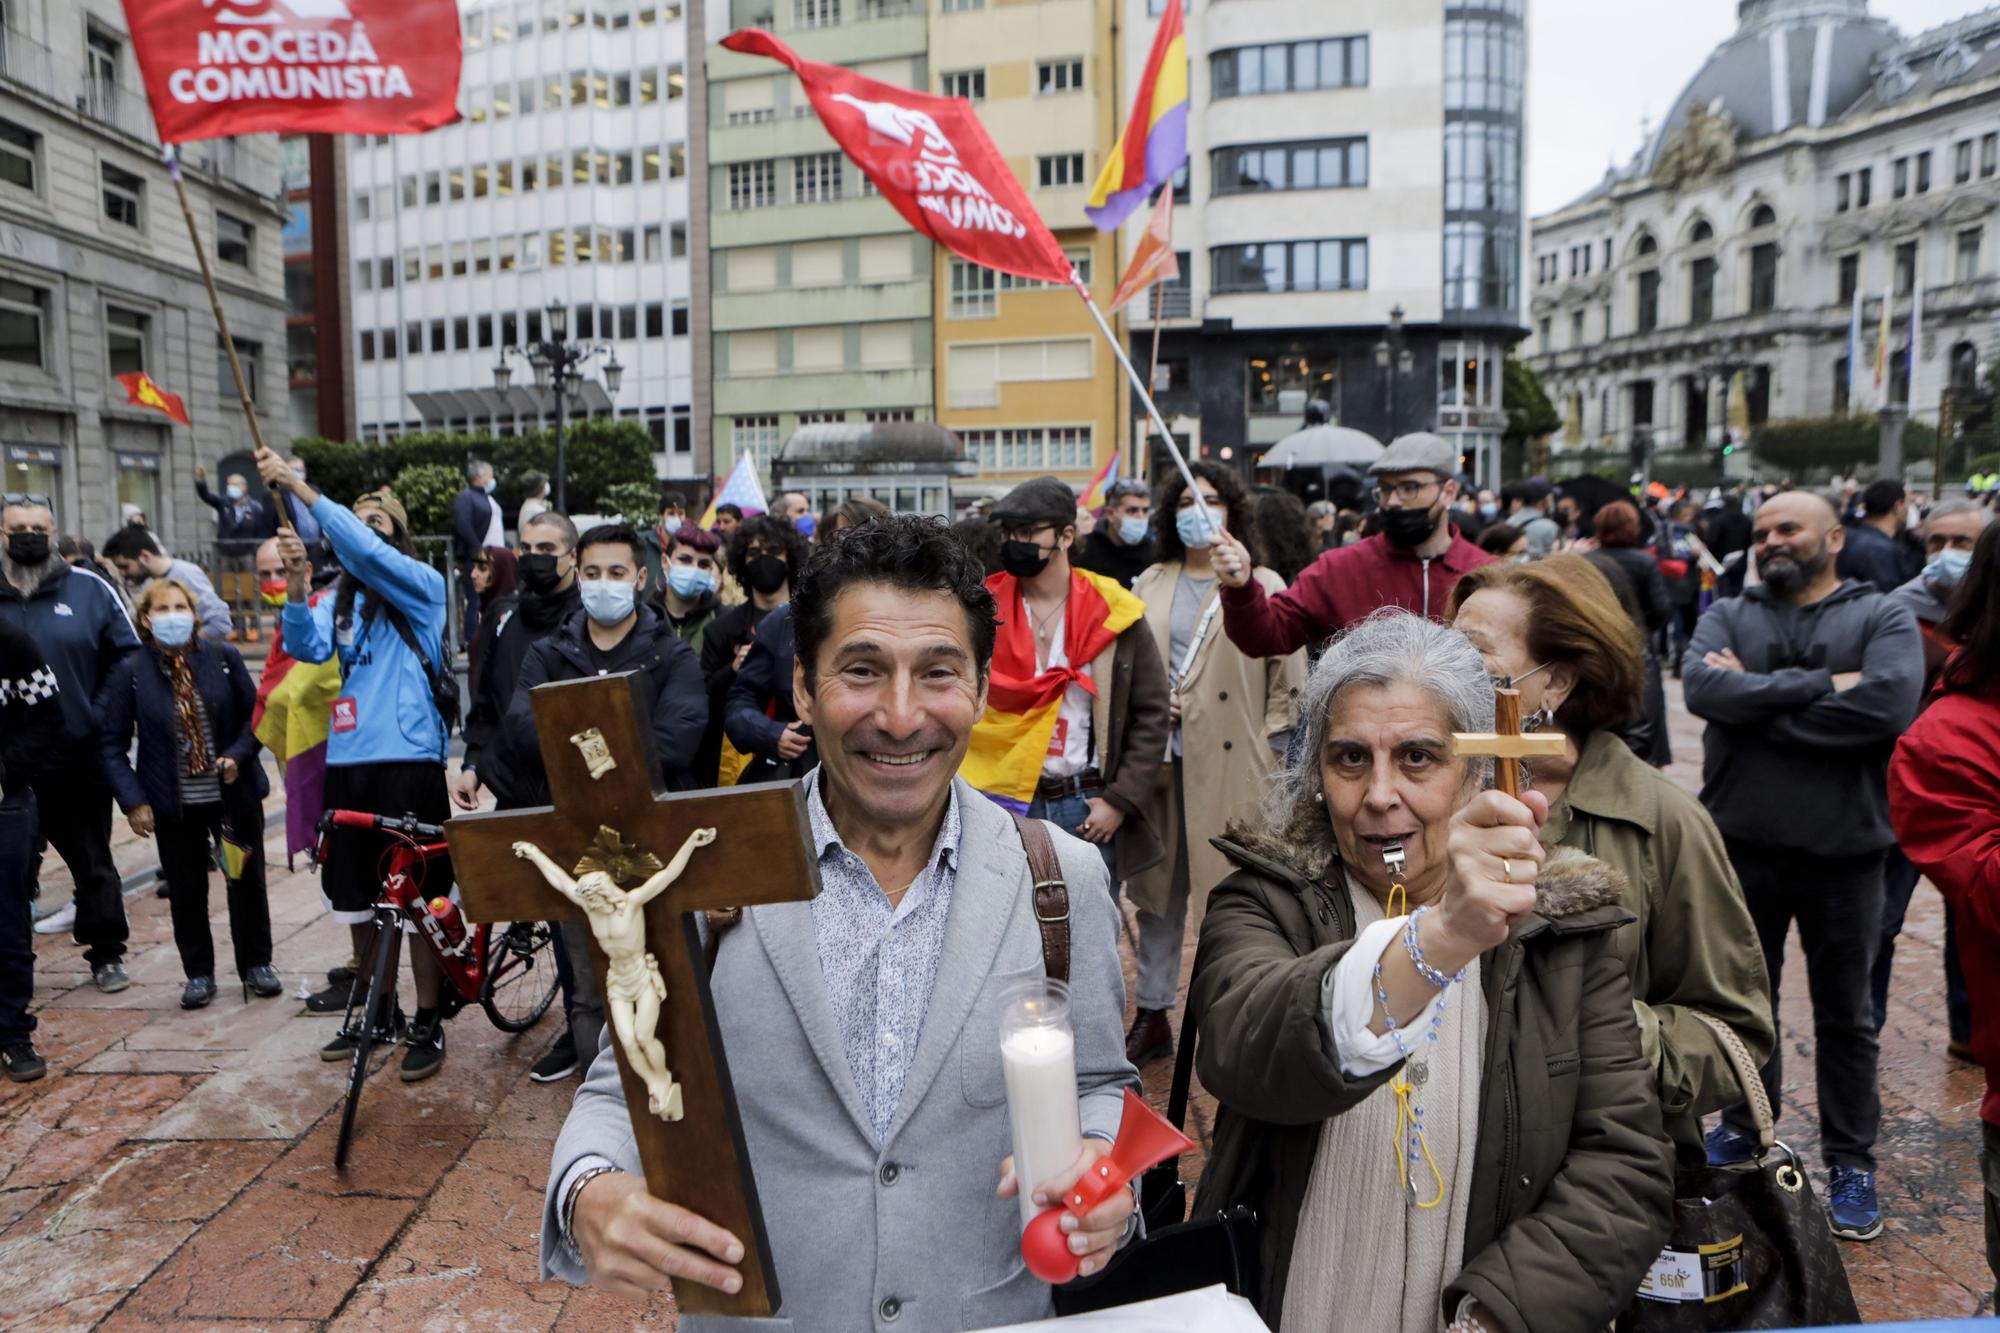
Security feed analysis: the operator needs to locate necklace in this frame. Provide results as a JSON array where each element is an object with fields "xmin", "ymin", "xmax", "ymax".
[
  {"xmin": 1371, "ymin": 881, "xmax": 1463, "ymax": 1210},
  {"xmin": 1024, "ymin": 592, "xmax": 1068, "ymax": 657}
]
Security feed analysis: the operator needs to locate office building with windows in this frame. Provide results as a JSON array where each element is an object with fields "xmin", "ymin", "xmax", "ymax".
[
  {"xmin": 930, "ymin": 0, "xmax": 1126, "ymax": 502},
  {"xmin": 1120, "ymin": 0, "xmax": 1523, "ymax": 486},
  {"xmin": 0, "ymin": 1, "xmax": 288, "ymax": 547},
  {"xmin": 706, "ymin": 0, "xmax": 935, "ymax": 491},
  {"xmin": 1525, "ymin": 0, "xmax": 2000, "ymax": 467},
  {"xmin": 345, "ymin": 0, "xmax": 699, "ymax": 477}
]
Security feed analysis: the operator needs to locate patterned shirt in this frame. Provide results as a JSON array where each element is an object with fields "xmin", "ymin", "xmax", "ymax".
[{"xmin": 807, "ymin": 770, "xmax": 962, "ymax": 1141}]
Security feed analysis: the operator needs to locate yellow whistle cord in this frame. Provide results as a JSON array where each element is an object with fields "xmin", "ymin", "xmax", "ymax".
[{"xmin": 1382, "ymin": 874, "xmax": 1446, "ymax": 1211}]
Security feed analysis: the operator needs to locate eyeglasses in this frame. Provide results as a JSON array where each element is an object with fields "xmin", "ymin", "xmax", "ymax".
[
  {"xmin": 1488, "ymin": 663, "xmax": 1551, "ymax": 691},
  {"xmin": 3, "ymin": 492, "xmax": 52, "ymax": 508},
  {"xmin": 1370, "ymin": 480, "xmax": 1442, "ymax": 506}
]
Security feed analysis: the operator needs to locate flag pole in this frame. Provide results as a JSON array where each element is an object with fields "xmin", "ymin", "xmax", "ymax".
[
  {"xmin": 1139, "ymin": 281, "xmax": 1164, "ymax": 483},
  {"xmin": 1072, "ymin": 272, "xmax": 1213, "ymax": 529},
  {"xmin": 163, "ymin": 144, "xmax": 292, "ymax": 535}
]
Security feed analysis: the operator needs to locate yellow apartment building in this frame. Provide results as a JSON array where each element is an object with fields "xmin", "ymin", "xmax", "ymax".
[{"xmin": 930, "ymin": 0, "xmax": 1128, "ymax": 506}]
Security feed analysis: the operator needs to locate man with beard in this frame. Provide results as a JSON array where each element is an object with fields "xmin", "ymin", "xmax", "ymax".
[
  {"xmin": 1211, "ymin": 433, "xmax": 1494, "ymax": 655},
  {"xmin": 1684, "ymin": 490, "xmax": 1924, "ymax": 1243}
]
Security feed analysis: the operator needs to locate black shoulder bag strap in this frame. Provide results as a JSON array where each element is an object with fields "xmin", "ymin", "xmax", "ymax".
[{"xmin": 379, "ymin": 601, "xmax": 460, "ymax": 730}]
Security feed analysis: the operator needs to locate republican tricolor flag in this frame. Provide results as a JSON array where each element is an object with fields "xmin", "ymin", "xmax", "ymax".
[
  {"xmin": 1086, "ymin": 2, "xmax": 1189, "ymax": 232},
  {"xmin": 1080, "ymin": 453, "xmax": 1121, "ymax": 511}
]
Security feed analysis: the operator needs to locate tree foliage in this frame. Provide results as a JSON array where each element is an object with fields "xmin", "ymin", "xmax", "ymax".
[
  {"xmin": 1747, "ymin": 414, "xmax": 1936, "ymax": 480},
  {"xmin": 1503, "ymin": 357, "xmax": 1560, "ymax": 451},
  {"xmin": 389, "ymin": 464, "xmax": 463, "ymax": 538}
]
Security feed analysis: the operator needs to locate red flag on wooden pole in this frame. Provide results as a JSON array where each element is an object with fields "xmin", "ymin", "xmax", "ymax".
[
  {"xmin": 119, "ymin": 0, "xmax": 462, "ymax": 143},
  {"xmin": 721, "ymin": 28, "xmax": 1072, "ymax": 287},
  {"xmin": 116, "ymin": 372, "xmax": 193, "ymax": 428},
  {"xmin": 1107, "ymin": 189, "xmax": 1179, "ymax": 314}
]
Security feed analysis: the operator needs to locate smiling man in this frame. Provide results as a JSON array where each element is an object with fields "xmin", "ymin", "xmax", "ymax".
[{"xmin": 541, "ymin": 515, "xmax": 1140, "ymax": 1329}]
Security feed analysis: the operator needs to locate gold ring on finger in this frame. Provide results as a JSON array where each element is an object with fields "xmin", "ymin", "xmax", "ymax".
[{"xmin": 1501, "ymin": 858, "xmax": 1514, "ymax": 883}]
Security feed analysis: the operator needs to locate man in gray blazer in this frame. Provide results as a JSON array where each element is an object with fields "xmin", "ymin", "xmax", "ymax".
[{"xmin": 540, "ymin": 515, "xmax": 1143, "ymax": 1329}]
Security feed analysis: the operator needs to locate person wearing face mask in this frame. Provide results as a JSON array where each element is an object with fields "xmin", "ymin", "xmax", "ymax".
[
  {"xmin": 1211, "ymin": 434, "xmax": 1495, "ymax": 659},
  {"xmin": 638, "ymin": 491, "xmax": 693, "ymax": 592},
  {"xmin": 96, "ymin": 579, "xmax": 280, "ymax": 1011},
  {"xmin": 1683, "ymin": 490, "xmax": 1925, "ymax": 1241},
  {"xmin": 193, "ymin": 464, "xmax": 279, "ymax": 642},
  {"xmin": 1072, "ymin": 480, "xmax": 1157, "ymax": 589},
  {"xmin": 704, "ymin": 516, "xmax": 809, "ymax": 786},
  {"xmin": 1125, "ymin": 463, "xmax": 1303, "ymax": 1065},
  {"xmin": 1448, "ymin": 555, "xmax": 1773, "ymax": 1156},
  {"xmin": 100, "ymin": 526, "xmax": 233, "ymax": 641},
  {"xmin": 453, "ymin": 459, "xmax": 504, "ymax": 643},
  {"xmin": 258, "ymin": 453, "xmax": 459, "ymax": 1081},
  {"xmin": 964, "ymin": 476, "xmax": 1169, "ymax": 883},
  {"xmin": 1873, "ymin": 496, "xmax": 1992, "ymax": 1057},
  {"xmin": 1, "ymin": 495, "xmax": 141, "ymax": 991}
]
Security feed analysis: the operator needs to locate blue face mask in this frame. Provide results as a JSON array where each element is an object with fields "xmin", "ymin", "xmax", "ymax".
[
  {"xmin": 1176, "ymin": 506, "xmax": 1222, "ymax": 550},
  {"xmin": 482, "ymin": 477, "xmax": 497, "ymax": 494},
  {"xmin": 666, "ymin": 564, "xmax": 714, "ymax": 600},
  {"xmin": 1116, "ymin": 516, "xmax": 1151, "ymax": 546},
  {"xmin": 224, "ymin": 484, "xmax": 244, "ymax": 501},
  {"xmin": 661, "ymin": 516, "xmax": 683, "ymax": 535},
  {"xmin": 150, "ymin": 611, "xmax": 196, "ymax": 648},
  {"xmin": 1925, "ymin": 547, "xmax": 1972, "ymax": 592},
  {"xmin": 580, "ymin": 577, "xmax": 637, "ymax": 625}
]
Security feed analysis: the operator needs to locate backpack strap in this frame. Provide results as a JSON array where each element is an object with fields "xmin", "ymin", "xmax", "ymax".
[{"xmin": 1010, "ymin": 812, "xmax": 1070, "ymax": 983}]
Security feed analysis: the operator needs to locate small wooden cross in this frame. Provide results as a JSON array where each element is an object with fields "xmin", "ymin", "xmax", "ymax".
[
  {"xmin": 1449, "ymin": 687, "xmax": 1567, "ymax": 797},
  {"xmin": 447, "ymin": 673, "xmax": 822, "ymax": 1319}
]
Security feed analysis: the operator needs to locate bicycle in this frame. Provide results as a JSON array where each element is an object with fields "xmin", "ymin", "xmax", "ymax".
[{"xmin": 316, "ymin": 809, "xmax": 561, "ymax": 1169}]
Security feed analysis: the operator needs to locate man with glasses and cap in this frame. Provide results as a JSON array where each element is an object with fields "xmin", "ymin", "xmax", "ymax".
[
  {"xmin": 1, "ymin": 492, "xmax": 141, "ymax": 993},
  {"xmin": 1212, "ymin": 433, "xmax": 1495, "ymax": 657}
]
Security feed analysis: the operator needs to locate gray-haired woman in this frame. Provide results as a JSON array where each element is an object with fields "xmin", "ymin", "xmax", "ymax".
[{"xmin": 1188, "ymin": 610, "xmax": 1672, "ymax": 1333}]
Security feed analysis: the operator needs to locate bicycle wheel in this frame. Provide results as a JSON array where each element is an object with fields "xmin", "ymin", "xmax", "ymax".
[
  {"xmin": 335, "ymin": 914, "xmax": 399, "ymax": 1171},
  {"xmin": 480, "ymin": 921, "xmax": 560, "ymax": 1033}
]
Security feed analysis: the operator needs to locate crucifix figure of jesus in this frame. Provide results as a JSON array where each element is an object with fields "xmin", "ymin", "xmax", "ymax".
[
  {"xmin": 448, "ymin": 673, "xmax": 821, "ymax": 1319},
  {"xmin": 512, "ymin": 826, "xmax": 718, "ymax": 1120},
  {"xmin": 1450, "ymin": 686, "xmax": 1567, "ymax": 798}
]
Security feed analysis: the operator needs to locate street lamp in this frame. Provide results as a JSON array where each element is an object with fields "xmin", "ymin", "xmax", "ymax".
[
  {"xmin": 494, "ymin": 302, "xmax": 623, "ymax": 513},
  {"xmin": 1374, "ymin": 304, "xmax": 1414, "ymax": 436}
]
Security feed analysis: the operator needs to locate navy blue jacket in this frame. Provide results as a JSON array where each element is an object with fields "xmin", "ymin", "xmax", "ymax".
[
  {"xmin": 0, "ymin": 558, "xmax": 140, "ymax": 746},
  {"xmin": 194, "ymin": 478, "xmax": 278, "ymax": 551},
  {"xmin": 453, "ymin": 487, "xmax": 497, "ymax": 563},
  {"xmin": 1836, "ymin": 521, "xmax": 1921, "ymax": 593},
  {"xmin": 724, "ymin": 603, "xmax": 818, "ymax": 775},
  {"xmin": 96, "ymin": 638, "xmax": 268, "ymax": 821}
]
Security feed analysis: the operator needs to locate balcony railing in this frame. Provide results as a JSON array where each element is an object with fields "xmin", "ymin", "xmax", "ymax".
[{"xmin": 0, "ymin": 29, "xmax": 158, "ymax": 142}]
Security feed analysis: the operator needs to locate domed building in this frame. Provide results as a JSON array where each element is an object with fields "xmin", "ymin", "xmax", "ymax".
[{"xmin": 1524, "ymin": 0, "xmax": 2000, "ymax": 475}]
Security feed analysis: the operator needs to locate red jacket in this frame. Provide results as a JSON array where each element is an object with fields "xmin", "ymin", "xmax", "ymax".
[
  {"xmin": 1888, "ymin": 683, "xmax": 2000, "ymax": 1124},
  {"xmin": 1220, "ymin": 530, "xmax": 1495, "ymax": 659}
]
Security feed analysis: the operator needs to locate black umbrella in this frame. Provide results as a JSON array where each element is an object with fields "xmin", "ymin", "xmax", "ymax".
[{"xmin": 1551, "ymin": 473, "xmax": 1625, "ymax": 519}]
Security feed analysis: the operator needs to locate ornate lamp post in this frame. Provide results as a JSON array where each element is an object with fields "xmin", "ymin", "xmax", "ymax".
[
  {"xmin": 1373, "ymin": 304, "xmax": 1413, "ymax": 438},
  {"xmin": 494, "ymin": 300, "xmax": 624, "ymax": 513}
]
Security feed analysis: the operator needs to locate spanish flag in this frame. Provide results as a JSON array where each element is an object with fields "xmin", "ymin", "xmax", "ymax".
[
  {"xmin": 115, "ymin": 371, "xmax": 191, "ymax": 427},
  {"xmin": 1085, "ymin": 2, "xmax": 1189, "ymax": 232},
  {"xmin": 963, "ymin": 568, "xmax": 1145, "ymax": 813}
]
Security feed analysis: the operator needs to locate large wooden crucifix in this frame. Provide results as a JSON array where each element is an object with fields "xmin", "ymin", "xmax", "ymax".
[
  {"xmin": 448, "ymin": 673, "xmax": 821, "ymax": 1319},
  {"xmin": 1450, "ymin": 686, "xmax": 1567, "ymax": 797}
]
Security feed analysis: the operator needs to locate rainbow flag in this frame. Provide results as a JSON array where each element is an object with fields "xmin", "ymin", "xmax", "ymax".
[
  {"xmin": 701, "ymin": 453, "xmax": 770, "ymax": 529},
  {"xmin": 252, "ymin": 589, "xmax": 343, "ymax": 866},
  {"xmin": 962, "ymin": 568, "xmax": 1146, "ymax": 813},
  {"xmin": 1085, "ymin": 3, "xmax": 1188, "ymax": 232},
  {"xmin": 1080, "ymin": 452, "xmax": 1121, "ymax": 511}
]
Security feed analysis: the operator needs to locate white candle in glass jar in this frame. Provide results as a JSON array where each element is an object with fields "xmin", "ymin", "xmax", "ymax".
[{"xmin": 1001, "ymin": 1023, "xmax": 1083, "ymax": 1228}]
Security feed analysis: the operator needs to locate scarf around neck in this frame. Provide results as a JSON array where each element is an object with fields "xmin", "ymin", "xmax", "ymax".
[{"xmin": 156, "ymin": 642, "xmax": 214, "ymax": 776}]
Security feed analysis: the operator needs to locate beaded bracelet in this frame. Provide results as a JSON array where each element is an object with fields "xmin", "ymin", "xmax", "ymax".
[{"xmin": 1402, "ymin": 906, "xmax": 1466, "ymax": 991}]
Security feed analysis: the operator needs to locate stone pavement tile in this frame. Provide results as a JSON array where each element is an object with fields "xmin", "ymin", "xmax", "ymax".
[
  {"xmin": 136, "ymin": 1018, "xmax": 349, "ymax": 1141},
  {"xmin": 120, "ymin": 988, "xmax": 301, "ymax": 1051},
  {"xmin": 117, "ymin": 1180, "xmax": 414, "ymax": 1323},
  {"xmin": 5, "ymin": 1289, "xmax": 126, "ymax": 1332},
  {"xmin": 0, "ymin": 1184, "xmax": 55, "ymax": 1232},
  {"xmin": 482, "ymin": 1073, "xmax": 582, "ymax": 1141},
  {"xmin": 0, "ymin": 1010, "xmax": 148, "ymax": 1107},
  {"xmin": 330, "ymin": 1138, "xmax": 568, "ymax": 1332},
  {"xmin": 78, "ymin": 1048, "xmax": 231, "ymax": 1074},
  {"xmin": 39, "ymin": 982, "xmax": 185, "ymax": 1012},
  {"xmin": 273, "ymin": 1118, "xmax": 480, "ymax": 1199},
  {"xmin": 387, "ymin": 1012, "xmax": 561, "ymax": 1127},
  {"xmin": 551, "ymin": 1283, "xmax": 677, "ymax": 1329},
  {"xmin": 0, "ymin": 1219, "xmax": 191, "ymax": 1329},
  {"xmin": 1842, "ymin": 1230, "xmax": 1984, "ymax": 1321},
  {"xmin": 0, "ymin": 1074, "xmax": 203, "ymax": 1191},
  {"xmin": 97, "ymin": 1317, "xmax": 322, "ymax": 1333},
  {"xmin": 3, "ymin": 1140, "xmax": 279, "ymax": 1245}
]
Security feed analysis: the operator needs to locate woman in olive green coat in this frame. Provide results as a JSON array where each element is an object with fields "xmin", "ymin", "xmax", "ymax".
[
  {"xmin": 1188, "ymin": 611, "xmax": 1671, "ymax": 1333},
  {"xmin": 1449, "ymin": 555, "xmax": 1774, "ymax": 1155}
]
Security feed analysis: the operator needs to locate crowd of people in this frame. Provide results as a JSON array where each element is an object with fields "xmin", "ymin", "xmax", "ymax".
[{"xmin": 6, "ymin": 431, "xmax": 2000, "ymax": 1331}]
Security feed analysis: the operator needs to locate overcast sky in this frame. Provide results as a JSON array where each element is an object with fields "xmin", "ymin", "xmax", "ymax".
[{"xmin": 1528, "ymin": 0, "xmax": 1975, "ymax": 216}]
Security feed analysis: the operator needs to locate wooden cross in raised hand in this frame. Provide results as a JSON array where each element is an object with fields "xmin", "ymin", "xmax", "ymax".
[
  {"xmin": 1450, "ymin": 687, "xmax": 1566, "ymax": 797},
  {"xmin": 447, "ymin": 673, "xmax": 821, "ymax": 1319}
]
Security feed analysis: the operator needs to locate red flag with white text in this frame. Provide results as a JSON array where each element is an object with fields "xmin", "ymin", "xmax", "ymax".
[
  {"xmin": 119, "ymin": 0, "xmax": 462, "ymax": 143},
  {"xmin": 721, "ymin": 28, "xmax": 1073, "ymax": 287}
]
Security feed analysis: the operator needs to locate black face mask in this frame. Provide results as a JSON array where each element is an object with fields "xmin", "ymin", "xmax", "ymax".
[
  {"xmin": 744, "ymin": 554, "xmax": 789, "ymax": 596},
  {"xmin": 6, "ymin": 531, "xmax": 50, "ymax": 566},
  {"xmin": 999, "ymin": 539, "xmax": 1054, "ymax": 580},
  {"xmin": 519, "ymin": 552, "xmax": 566, "ymax": 596},
  {"xmin": 1380, "ymin": 504, "xmax": 1440, "ymax": 550}
]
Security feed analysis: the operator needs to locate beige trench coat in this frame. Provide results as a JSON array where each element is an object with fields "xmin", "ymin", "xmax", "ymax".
[{"xmin": 1128, "ymin": 562, "xmax": 1304, "ymax": 923}]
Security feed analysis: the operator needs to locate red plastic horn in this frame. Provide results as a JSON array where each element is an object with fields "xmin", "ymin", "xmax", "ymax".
[{"xmin": 1020, "ymin": 1088, "xmax": 1195, "ymax": 1284}]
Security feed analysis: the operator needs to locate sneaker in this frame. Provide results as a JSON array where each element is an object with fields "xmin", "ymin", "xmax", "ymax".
[
  {"xmin": 1827, "ymin": 1166, "xmax": 1884, "ymax": 1241},
  {"xmin": 400, "ymin": 1020, "xmax": 447, "ymax": 1082},
  {"xmin": 92, "ymin": 962, "xmax": 131, "ymax": 994},
  {"xmin": 1124, "ymin": 1008, "xmax": 1174, "ymax": 1066},
  {"xmin": 244, "ymin": 965, "xmax": 283, "ymax": 998},
  {"xmin": 320, "ymin": 1006, "xmax": 404, "ymax": 1061},
  {"xmin": 180, "ymin": 976, "xmax": 216, "ymax": 1009},
  {"xmin": 529, "ymin": 1031, "xmax": 579, "ymax": 1083},
  {"xmin": 32, "ymin": 902, "xmax": 75, "ymax": 935},
  {"xmin": 1704, "ymin": 1122, "xmax": 1756, "ymax": 1166},
  {"xmin": 2, "ymin": 1042, "xmax": 47, "ymax": 1083},
  {"xmin": 304, "ymin": 977, "xmax": 358, "ymax": 1013}
]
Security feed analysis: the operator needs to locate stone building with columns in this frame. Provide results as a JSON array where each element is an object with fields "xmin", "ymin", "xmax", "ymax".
[{"xmin": 1524, "ymin": 0, "xmax": 2000, "ymax": 476}]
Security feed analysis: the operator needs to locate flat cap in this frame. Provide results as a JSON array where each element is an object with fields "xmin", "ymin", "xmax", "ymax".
[
  {"xmin": 1369, "ymin": 432, "xmax": 1459, "ymax": 479},
  {"xmin": 991, "ymin": 476, "xmax": 1078, "ymax": 526},
  {"xmin": 353, "ymin": 488, "xmax": 409, "ymax": 533},
  {"xmin": 1519, "ymin": 477, "xmax": 1555, "ymax": 503}
]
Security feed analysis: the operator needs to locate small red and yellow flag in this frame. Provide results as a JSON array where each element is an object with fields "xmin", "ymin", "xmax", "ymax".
[{"xmin": 116, "ymin": 371, "xmax": 191, "ymax": 427}]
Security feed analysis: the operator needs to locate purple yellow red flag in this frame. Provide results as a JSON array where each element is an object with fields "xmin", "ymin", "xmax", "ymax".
[
  {"xmin": 1086, "ymin": 3, "xmax": 1188, "ymax": 231},
  {"xmin": 1080, "ymin": 452, "xmax": 1121, "ymax": 511},
  {"xmin": 116, "ymin": 371, "xmax": 192, "ymax": 427},
  {"xmin": 1108, "ymin": 189, "xmax": 1180, "ymax": 313}
]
